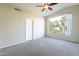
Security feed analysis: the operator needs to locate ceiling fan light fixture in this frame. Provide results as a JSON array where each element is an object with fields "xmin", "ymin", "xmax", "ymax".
[
  {"xmin": 36, "ymin": 3, "xmax": 58, "ymax": 12},
  {"xmin": 44, "ymin": 5, "xmax": 49, "ymax": 8}
]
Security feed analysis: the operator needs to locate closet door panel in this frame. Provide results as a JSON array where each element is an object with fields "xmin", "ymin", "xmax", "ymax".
[
  {"xmin": 26, "ymin": 19, "xmax": 32, "ymax": 41},
  {"xmin": 33, "ymin": 18, "xmax": 45, "ymax": 39}
]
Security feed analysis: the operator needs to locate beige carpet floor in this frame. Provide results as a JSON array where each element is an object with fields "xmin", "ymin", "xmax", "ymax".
[{"xmin": 0, "ymin": 37, "xmax": 79, "ymax": 56}]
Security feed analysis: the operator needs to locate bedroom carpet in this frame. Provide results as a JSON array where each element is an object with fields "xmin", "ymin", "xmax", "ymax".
[{"xmin": 0, "ymin": 37, "xmax": 79, "ymax": 56}]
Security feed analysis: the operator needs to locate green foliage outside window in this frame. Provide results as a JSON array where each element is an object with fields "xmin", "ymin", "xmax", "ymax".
[{"xmin": 49, "ymin": 16, "xmax": 67, "ymax": 35}]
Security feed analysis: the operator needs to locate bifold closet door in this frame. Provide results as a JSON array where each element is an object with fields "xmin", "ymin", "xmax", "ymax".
[
  {"xmin": 26, "ymin": 18, "xmax": 44, "ymax": 41},
  {"xmin": 26, "ymin": 19, "xmax": 32, "ymax": 41},
  {"xmin": 33, "ymin": 18, "xmax": 45, "ymax": 39}
]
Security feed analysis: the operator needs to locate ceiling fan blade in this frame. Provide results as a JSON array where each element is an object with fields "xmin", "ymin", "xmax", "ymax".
[
  {"xmin": 42, "ymin": 8, "xmax": 45, "ymax": 12},
  {"xmin": 36, "ymin": 5, "xmax": 44, "ymax": 7},
  {"xmin": 48, "ymin": 7, "xmax": 53, "ymax": 10},
  {"xmin": 49, "ymin": 3, "xmax": 58, "ymax": 6},
  {"xmin": 44, "ymin": 3, "xmax": 47, "ymax": 5}
]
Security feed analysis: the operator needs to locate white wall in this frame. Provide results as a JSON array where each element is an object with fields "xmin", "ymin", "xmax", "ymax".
[
  {"xmin": 0, "ymin": 4, "xmax": 26, "ymax": 48},
  {"xmin": 46, "ymin": 4, "xmax": 79, "ymax": 42}
]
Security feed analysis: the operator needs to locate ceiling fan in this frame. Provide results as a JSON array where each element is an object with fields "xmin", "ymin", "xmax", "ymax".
[{"xmin": 36, "ymin": 3, "xmax": 58, "ymax": 12}]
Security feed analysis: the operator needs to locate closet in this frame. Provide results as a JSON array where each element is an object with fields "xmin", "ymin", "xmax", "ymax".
[{"xmin": 26, "ymin": 17, "xmax": 45, "ymax": 41}]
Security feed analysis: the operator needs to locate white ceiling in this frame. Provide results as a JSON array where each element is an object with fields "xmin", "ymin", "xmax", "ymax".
[{"xmin": 12, "ymin": 3, "xmax": 79, "ymax": 17}]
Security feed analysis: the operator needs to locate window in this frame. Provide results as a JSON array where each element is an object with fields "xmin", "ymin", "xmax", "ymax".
[{"xmin": 48, "ymin": 14, "xmax": 72, "ymax": 36}]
